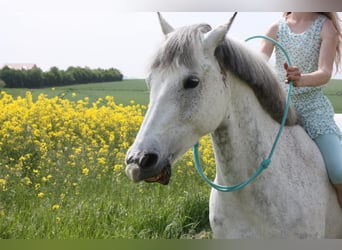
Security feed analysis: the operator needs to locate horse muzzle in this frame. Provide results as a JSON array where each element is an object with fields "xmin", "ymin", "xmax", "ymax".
[{"xmin": 125, "ymin": 151, "xmax": 172, "ymax": 185}]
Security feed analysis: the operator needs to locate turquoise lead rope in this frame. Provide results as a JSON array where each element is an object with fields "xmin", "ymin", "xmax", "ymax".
[{"xmin": 193, "ymin": 35, "xmax": 294, "ymax": 192}]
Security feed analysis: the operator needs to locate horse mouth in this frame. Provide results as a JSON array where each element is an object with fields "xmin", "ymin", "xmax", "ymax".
[{"xmin": 144, "ymin": 164, "xmax": 171, "ymax": 185}]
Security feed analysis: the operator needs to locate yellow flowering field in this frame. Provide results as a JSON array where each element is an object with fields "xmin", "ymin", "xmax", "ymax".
[{"xmin": 0, "ymin": 90, "xmax": 215, "ymax": 239}]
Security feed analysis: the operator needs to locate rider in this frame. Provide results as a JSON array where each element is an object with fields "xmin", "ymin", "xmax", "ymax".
[{"xmin": 260, "ymin": 12, "xmax": 342, "ymax": 208}]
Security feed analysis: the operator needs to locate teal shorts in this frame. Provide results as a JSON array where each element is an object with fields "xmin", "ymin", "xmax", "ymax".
[{"xmin": 314, "ymin": 134, "xmax": 342, "ymax": 184}]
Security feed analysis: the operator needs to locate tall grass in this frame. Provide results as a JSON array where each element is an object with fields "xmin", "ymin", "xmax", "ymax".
[
  {"xmin": 0, "ymin": 169, "xmax": 211, "ymax": 239},
  {"xmin": 0, "ymin": 90, "xmax": 214, "ymax": 239}
]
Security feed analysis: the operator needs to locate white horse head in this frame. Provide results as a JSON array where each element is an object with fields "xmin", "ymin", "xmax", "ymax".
[
  {"xmin": 125, "ymin": 13, "xmax": 342, "ymax": 238},
  {"xmin": 125, "ymin": 12, "xmax": 297, "ymax": 185}
]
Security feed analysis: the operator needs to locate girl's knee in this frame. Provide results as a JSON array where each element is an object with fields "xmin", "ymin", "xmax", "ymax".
[
  {"xmin": 324, "ymin": 151, "xmax": 342, "ymax": 184},
  {"xmin": 328, "ymin": 164, "xmax": 342, "ymax": 184}
]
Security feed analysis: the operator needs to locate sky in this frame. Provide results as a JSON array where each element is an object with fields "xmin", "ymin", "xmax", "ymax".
[{"xmin": 0, "ymin": 1, "xmax": 341, "ymax": 79}]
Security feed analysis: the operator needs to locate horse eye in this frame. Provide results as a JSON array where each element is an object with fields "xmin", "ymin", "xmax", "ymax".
[{"xmin": 183, "ymin": 76, "xmax": 200, "ymax": 89}]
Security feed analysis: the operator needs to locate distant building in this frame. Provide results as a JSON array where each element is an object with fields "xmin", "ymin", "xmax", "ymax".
[{"xmin": 3, "ymin": 63, "xmax": 37, "ymax": 70}]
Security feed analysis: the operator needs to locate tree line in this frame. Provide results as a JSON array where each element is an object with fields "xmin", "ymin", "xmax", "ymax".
[{"xmin": 0, "ymin": 66, "xmax": 123, "ymax": 88}]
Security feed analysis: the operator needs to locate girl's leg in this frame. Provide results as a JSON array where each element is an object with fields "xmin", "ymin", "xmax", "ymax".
[
  {"xmin": 314, "ymin": 134, "xmax": 342, "ymax": 209},
  {"xmin": 334, "ymin": 184, "xmax": 342, "ymax": 208}
]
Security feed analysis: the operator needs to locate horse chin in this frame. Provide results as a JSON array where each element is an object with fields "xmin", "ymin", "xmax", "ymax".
[{"xmin": 144, "ymin": 164, "xmax": 171, "ymax": 185}]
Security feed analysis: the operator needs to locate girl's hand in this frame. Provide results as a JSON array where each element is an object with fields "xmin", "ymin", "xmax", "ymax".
[{"xmin": 284, "ymin": 63, "xmax": 303, "ymax": 87}]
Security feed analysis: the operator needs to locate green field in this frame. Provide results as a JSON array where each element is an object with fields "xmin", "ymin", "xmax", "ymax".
[
  {"xmin": 2, "ymin": 78, "xmax": 341, "ymax": 111},
  {"xmin": 1, "ymin": 79, "xmax": 150, "ymax": 106},
  {"xmin": 321, "ymin": 79, "xmax": 342, "ymax": 113}
]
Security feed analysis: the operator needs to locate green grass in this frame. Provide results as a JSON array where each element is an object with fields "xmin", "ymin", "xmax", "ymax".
[
  {"xmin": 0, "ymin": 168, "xmax": 211, "ymax": 239},
  {"xmin": 323, "ymin": 79, "xmax": 342, "ymax": 113},
  {"xmin": 1, "ymin": 79, "xmax": 149, "ymax": 106}
]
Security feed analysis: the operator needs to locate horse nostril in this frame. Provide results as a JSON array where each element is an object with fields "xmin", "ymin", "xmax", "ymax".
[
  {"xmin": 126, "ymin": 154, "xmax": 135, "ymax": 165},
  {"xmin": 139, "ymin": 153, "xmax": 158, "ymax": 169}
]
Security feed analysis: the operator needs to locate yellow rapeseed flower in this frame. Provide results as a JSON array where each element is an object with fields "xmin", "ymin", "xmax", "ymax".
[
  {"xmin": 37, "ymin": 192, "xmax": 44, "ymax": 198},
  {"xmin": 82, "ymin": 167, "xmax": 89, "ymax": 176},
  {"xmin": 22, "ymin": 177, "xmax": 32, "ymax": 185},
  {"xmin": 113, "ymin": 164, "xmax": 122, "ymax": 172},
  {"xmin": 52, "ymin": 204, "xmax": 60, "ymax": 210},
  {"xmin": 0, "ymin": 179, "xmax": 7, "ymax": 191},
  {"xmin": 0, "ymin": 90, "xmax": 217, "ymax": 208},
  {"xmin": 97, "ymin": 157, "xmax": 106, "ymax": 165}
]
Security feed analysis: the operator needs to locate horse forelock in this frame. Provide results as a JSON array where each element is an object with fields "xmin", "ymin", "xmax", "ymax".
[
  {"xmin": 150, "ymin": 24, "xmax": 211, "ymax": 71},
  {"xmin": 214, "ymin": 38, "xmax": 299, "ymax": 126}
]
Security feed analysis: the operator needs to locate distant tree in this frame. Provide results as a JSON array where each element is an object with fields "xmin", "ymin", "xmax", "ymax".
[
  {"xmin": 62, "ymin": 69, "xmax": 76, "ymax": 85},
  {"xmin": 43, "ymin": 66, "xmax": 62, "ymax": 86},
  {"xmin": 0, "ymin": 65, "xmax": 123, "ymax": 88},
  {"xmin": 24, "ymin": 67, "xmax": 43, "ymax": 88},
  {"xmin": 0, "ymin": 66, "xmax": 25, "ymax": 88}
]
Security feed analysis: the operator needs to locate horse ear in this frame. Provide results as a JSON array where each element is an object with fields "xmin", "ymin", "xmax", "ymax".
[
  {"xmin": 203, "ymin": 12, "xmax": 237, "ymax": 51},
  {"xmin": 157, "ymin": 12, "xmax": 174, "ymax": 35},
  {"xmin": 227, "ymin": 12, "xmax": 237, "ymax": 33}
]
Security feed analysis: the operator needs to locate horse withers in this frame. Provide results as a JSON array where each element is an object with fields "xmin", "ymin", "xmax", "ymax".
[{"xmin": 125, "ymin": 13, "xmax": 342, "ymax": 238}]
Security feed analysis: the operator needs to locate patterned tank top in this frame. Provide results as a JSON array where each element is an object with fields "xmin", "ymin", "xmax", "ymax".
[{"xmin": 275, "ymin": 14, "xmax": 341, "ymax": 140}]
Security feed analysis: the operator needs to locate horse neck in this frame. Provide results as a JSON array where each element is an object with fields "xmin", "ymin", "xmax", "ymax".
[{"xmin": 211, "ymin": 75, "xmax": 280, "ymax": 185}]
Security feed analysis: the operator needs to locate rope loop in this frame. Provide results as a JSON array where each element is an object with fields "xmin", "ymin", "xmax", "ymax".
[{"xmin": 193, "ymin": 35, "xmax": 293, "ymax": 192}]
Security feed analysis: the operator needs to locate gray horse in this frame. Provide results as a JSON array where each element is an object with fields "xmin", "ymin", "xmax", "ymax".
[{"xmin": 125, "ymin": 13, "xmax": 342, "ymax": 238}]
